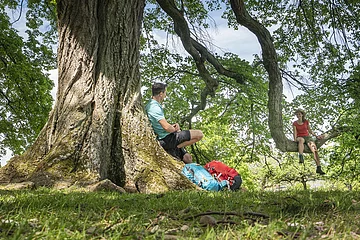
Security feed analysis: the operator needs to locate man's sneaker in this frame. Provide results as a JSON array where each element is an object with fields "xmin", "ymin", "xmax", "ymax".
[
  {"xmin": 299, "ymin": 154, "xmax": 304, "ymax": 163},
  {"xmin": 316, "ymin": 166, "xmax": 325, "ymax": 175}
]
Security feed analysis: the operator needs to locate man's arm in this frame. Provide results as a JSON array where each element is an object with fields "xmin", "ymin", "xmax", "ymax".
[{"xmin": 159, "ymin": 119, "xmax": 177, "ymax": 133}]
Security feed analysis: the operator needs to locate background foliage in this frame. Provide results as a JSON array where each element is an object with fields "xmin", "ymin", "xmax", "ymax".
[{"xmin": 0, "ymin": 1, "xmax": 55, "ymax": 158}]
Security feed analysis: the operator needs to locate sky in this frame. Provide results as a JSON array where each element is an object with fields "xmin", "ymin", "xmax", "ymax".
[{"xmin": 0, "ymin": 6, "xmax": 298, "ymax": 167}]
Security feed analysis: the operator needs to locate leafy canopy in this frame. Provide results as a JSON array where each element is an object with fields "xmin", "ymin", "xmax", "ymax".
[{"xmin": 0, "ymin": 0, "xmax": 56, "ymax": 157}]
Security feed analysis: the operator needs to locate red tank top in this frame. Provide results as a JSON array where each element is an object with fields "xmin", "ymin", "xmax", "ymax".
[{"xmin": 293, "ymin": 120, "xmax": 309, "ymax": 137}]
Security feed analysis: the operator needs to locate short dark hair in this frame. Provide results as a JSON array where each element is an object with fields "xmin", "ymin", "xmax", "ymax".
[{"xmin": 152, "ymin": 82, "xmax": 167, "ymax": 96}]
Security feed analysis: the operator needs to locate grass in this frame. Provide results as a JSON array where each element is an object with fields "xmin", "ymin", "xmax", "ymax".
[{"xmin": 0, "ymin": 188, "xmax": 360, "ymax": 239}]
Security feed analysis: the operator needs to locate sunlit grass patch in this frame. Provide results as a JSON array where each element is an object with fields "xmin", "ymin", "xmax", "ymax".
[{"xmin": 0, "ymin": 188, "xmax": 359, "ymax": 239}]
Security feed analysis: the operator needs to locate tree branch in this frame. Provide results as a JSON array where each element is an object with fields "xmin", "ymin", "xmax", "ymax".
[
  {"xmin": 229, "ymin": 0, "xmax": 288, "ymax": 151},
  {"xmin": 10, "ymin": 0, "xmax": 25, "ymax": 25},
  {"xmin": 156, "ymin": 0, "xmax": 248, "ymax": 122}
]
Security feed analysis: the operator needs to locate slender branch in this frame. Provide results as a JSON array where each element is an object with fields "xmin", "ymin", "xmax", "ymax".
[
  {"xmin": 183, "ymin": 211, "xmax": 269, "ymax": 220},
  {"xmin": 219, "ymin": 94, "xmax": 238, "ymax": 118},
  {"xmin": 280, "ymin": 69, "xmax": 312, "ymax": 89},
  {"xmin": 267, "ymin": 153, "xmax": 282, "ymax": 169},
  {"xmin": 264, "ymin": 157, "xmax": 275, "ymax": 174},
  {"xmin": 298, "ymin": 0, "xmax": 320, "ymax": 46},
  {"xmin": 336, "ymin": 149, "xmax": 352, "ymax": 177},
  {"xmin": 10, "ymin": 0, "xmax": 25, "ymax": 25}
]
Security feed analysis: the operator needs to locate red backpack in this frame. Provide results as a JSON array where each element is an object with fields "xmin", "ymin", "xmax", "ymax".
[{"xmin": 204, "ymin": 160, "xmax": 239, "ymax": 186}]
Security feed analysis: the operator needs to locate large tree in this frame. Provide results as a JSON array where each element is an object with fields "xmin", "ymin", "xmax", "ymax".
[
  {"xmin": 1, "ymin": 0, "xmax": 358, "ymax": 192},
  {"xmin": 0, "ymin": 0, "xmax": 195, "ymax": 193}
]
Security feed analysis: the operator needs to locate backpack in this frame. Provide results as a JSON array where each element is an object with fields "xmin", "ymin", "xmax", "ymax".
[
  {"xmin": 204, "ymin": 160, "xmax": 239, "ymax": 186},
  {"xmin": 182, "ymin": 163, "xmax": 228, "ymax": 191}
]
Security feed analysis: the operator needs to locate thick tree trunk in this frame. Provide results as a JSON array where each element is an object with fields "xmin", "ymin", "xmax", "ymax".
[{"xmin": 0, "ymin": 0, "xmax": 194, "ymax": 193}]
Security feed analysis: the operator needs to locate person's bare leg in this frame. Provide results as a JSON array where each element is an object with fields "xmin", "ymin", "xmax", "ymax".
[
  {"xmin": 177, "ymin": 130, "xmax": 203, "ymax": 148},
  {"xmin": 297, "ymin": 137, "xmax": 305, "ymax": 163},
  {"xmin": 297, "ymin": 137, "xmax": 305, "ymax": 154},
  {"xmin": 308, "ymin": 142, "xmax": 325, "ymax": 175},
  {"xmin": 308, "ymin": 142, "xmax": 320, "ymax": 166}
]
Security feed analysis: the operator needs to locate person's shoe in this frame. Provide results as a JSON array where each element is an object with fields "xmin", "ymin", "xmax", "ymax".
[
  {"xmin": 316, "ymin": 166, "xmax": 325, "ymax": 175},
  {"xmin": 299, "ymin": 154, "xmax": 304, "ymax": 163}
]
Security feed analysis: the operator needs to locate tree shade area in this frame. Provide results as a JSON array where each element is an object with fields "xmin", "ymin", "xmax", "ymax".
[{"xmin": 0, "ymin": 0, "xmax": 359, "ymax": 192}]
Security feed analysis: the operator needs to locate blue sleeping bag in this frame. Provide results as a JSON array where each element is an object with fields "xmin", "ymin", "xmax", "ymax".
[{"xmin": 182, "ymin": 163, "xmax": 228, "ymax": 191}]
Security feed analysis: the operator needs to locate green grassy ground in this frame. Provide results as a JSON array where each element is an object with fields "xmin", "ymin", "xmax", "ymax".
[{"xmin": 0, "ymin": 188, "xmax": 359, "ymax": 239}]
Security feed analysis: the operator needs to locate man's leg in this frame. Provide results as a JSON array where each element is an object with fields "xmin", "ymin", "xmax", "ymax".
[
  {"xmin": 182, "ymin": 153, "xmax": 193, "ymax": 163},
  {"xmin": 165, "ymin": 148, "xmax": 181, "ymax": 160},
  {"xmin": 177, "ymin": 130, "xmax": 203, "ymax": 148},
  {"xmin": 165, "ymin": 147, "xmax": 192, "ymax": 163}
]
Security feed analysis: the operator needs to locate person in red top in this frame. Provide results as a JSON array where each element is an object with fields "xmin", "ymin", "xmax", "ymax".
[{"xmin": 293, "ymin": 109, "xmax": 325, "ymax": 175}]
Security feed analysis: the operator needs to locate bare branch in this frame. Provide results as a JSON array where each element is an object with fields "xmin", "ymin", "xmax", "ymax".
[
  {"xmin": 156, "ymin": 0, "xmax": 248, "ymax": 122},
  {"xmin": 10, "ymin": 0, "xmax": 25, "ymax": 25}
]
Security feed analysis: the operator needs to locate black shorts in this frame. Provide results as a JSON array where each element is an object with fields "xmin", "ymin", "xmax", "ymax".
[
  {"xmin": 166, "ymin": 147, "xmax": 187, "ymax": 161},
  {"xmin": 158, "ymin": 130, "xmax": 191, "ymax": 150},
  {"xmin": 230, "ymin": 175, "xmax": 242, "ymax": 191}
]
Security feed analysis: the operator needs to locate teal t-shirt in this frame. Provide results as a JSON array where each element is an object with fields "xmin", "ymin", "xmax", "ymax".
[{"xmin": 145, "ymin": 99, "xmax": 170, "ymax": 140}]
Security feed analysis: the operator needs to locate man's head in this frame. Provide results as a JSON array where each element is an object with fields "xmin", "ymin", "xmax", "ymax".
[
  {"xmin": 151, "ymin": 82, "xmax": 167, "ymax": 103},
  {"xmin": 152, "ymin": 82, "xmax": 167, "ymax": 96}
]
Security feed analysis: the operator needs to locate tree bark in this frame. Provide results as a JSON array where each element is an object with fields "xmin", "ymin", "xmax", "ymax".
[{"xmin": 0, "ymin": 0, "xmax": 194, "ymax": 193}]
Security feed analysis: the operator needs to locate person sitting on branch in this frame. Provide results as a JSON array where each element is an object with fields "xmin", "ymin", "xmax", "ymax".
[{"xmin": 293, "ymin": 108, "xmax": 325, "ymax": 175}]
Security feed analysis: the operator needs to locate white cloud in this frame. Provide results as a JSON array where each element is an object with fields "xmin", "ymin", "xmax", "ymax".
[
  {"xmin": 151, "ymin": 21, "xmax": 260, "ymax": 63},
  {"xmin": 209, "ymin": 26, "xmax": 260, "ymax": 61}
]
